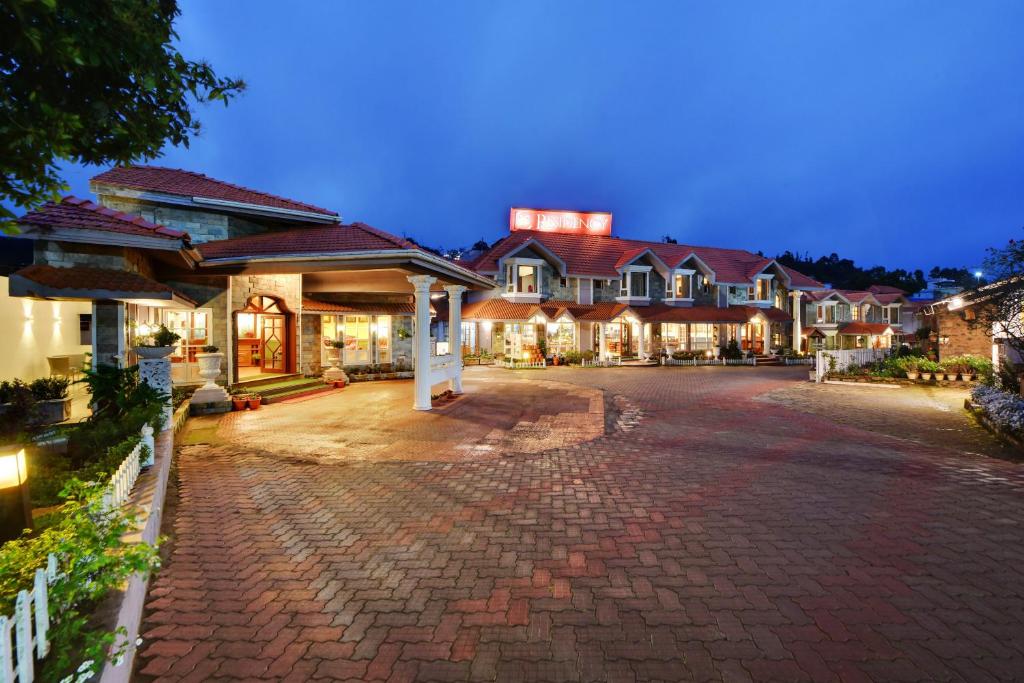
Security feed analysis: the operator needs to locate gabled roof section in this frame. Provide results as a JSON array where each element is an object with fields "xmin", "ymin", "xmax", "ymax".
[
  {"xmin": 498, "ymin": 238, "xmax": 567, "ymax": 275},
  {"xmin": 16, "ymin": 196, "xmax": 189, "ymax": 242},
  {"xmin": 615, "ymin": 247, "xmax": 670, "ymax": 276},
  {"xmin": 197, "ymin": 222, "xmax": 416, "ymax": 260},
  {"xmin": 91, "ymin": 165, "xmax": 338, "ymax": 218},
  {"xmin": 462, "ymin": 298, "xmax": 541, "ymax": 321},
  {"xmin": 470, "ymin": 230, "xmax": 820, "ymax": 287}
]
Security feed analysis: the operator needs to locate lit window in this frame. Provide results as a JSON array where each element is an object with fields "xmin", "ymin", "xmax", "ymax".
[{"xmin": 673, "ymin": 274, "xmax": 691, "ymax": 298}]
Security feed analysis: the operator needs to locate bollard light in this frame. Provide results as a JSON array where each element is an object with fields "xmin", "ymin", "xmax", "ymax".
[{"xmin": 0, "ymin": 447, "xmax": 32, "ymax": 542}]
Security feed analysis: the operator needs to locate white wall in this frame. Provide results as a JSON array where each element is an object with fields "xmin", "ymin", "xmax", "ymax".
[{"xmin": 0, "ymin": 276, "xmax": 92, "ymax": 381}]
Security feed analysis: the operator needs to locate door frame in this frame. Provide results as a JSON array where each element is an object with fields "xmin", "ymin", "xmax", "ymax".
[{"xmin": 233, "ymin": 294, "xmax": 296, "ymax": 382}]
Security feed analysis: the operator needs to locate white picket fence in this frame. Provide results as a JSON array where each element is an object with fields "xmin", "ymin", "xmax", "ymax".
[
  {"xmin": 0, "ymin": 424, "xmax": 154, "ymax": 682},
  {"xmin": 815, "ymin": 348, "xmax": 887, "ymax": 383},
  {"xmin": 503, "ymin": 358, "xmax": 546, "ymax": 369},
  {"xmin": 581, "ymin": 357, "xmax": 621, "ymax": 367},
  {"xmin": 783, "ymin": 357, "xmax": 814, "ymax": 366},
  {"xmin": 665, "ymin": 357, "xmax": 756, "ymax": 366}
]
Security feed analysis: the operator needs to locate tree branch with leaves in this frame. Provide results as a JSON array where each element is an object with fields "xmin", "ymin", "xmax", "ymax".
[{"xmin": 0, "ymin": 0, "xmax": 245, "ymax": 232}]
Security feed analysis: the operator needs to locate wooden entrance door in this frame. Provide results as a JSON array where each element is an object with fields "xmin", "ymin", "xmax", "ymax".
[{"xmin": 261, "ymin": 314, "xmax": 286, "ymax": 372}]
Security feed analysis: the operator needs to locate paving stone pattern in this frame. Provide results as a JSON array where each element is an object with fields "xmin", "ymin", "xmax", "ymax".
[{"xmin": 138, "ymin": 366, "xmax": 1024, "ymax": 682}]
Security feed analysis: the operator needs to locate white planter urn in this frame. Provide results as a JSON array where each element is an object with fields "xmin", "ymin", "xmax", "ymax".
[
  {"xmin": 192, "ymin": 352, "xmax": 229, "ymax": 404},
  {"xmin": 323, "ymin": 346, "xmax": 347, "ymax": 383},
  {"xmin": 133, "ymin": 345, "xmax": 174, "ymax": 359}
]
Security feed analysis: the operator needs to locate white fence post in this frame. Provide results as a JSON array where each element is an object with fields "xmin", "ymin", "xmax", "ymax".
[
  {"xmin": 15, "ymin": 591, "xmax": 32, "ymax": 683},
  {"xmin": 0, "ymin": 616, "xmax": 13, "ymax": 682},
  {"xmin": 33, "ymin": 569, "xmax": 48, "ymax": 658},
  {"xmin": 140, "ymin": 424, "xmax": 155, "ymax": 468}
]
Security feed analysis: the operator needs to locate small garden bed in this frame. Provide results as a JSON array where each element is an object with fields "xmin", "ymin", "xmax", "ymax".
[
  {"xmin": 349, "ymin": 370, "xmax": 415, "ymax": 382},
  {"xmin": 967, "ymin": 385, "xmax": 1024, "ymax": 448},
  {"xmin": 824, "ymin": 353, "xmax": 992, "ymax": 385}
]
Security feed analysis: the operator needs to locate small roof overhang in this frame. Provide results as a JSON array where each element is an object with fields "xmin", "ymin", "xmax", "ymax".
[
  {"xmin": 9, "ymin": 264, "xmax": 196, "ymax": 308},
  {"xmin": 198, "ymin": 249, "xmax": 495, "ymax": 291}
]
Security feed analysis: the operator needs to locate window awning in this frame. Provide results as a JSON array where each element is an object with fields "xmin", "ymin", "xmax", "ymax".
[{"xmin": 9, "ymin": 264, "xmax": 196, "ymax": 308}]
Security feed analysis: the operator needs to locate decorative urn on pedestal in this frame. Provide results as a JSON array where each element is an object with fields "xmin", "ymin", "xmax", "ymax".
[
  {"xmin": 192, "ymin": 345, "xmax": 230, "ymax": 404},
  {"xmin": 323, "ymin": 340, "xmax": 348, "ymax": 385}
]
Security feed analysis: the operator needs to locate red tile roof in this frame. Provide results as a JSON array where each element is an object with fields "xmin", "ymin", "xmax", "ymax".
[
  {"xmin": 639, "ymin": 305, "xmax": 790, "ymax": 324},
  {"xmin": 91, "ymin": 166, "xmax": 338, "ymax": 217},
  {"xmin": 16, "ymin": 196, "xmax": 188, "ymax": 241},
  {"xmin": 12, "ymin": 264, "xmax": 196, "ymax": 304},
  {"xmin": 839, "ymin": 322, "xmax": 892, "ymax": 335},
  {"xmin": 462, "ymin": 298, "xmax": 541, "ymax": 321},
  {"xmin": 302, "ymin": 297, "xmax": 430, "ymax": 316},
  {"xmin": 470, "ymin": 230, "xmax": 822, "ymax": 288},
  {"xmin": 198, "ymin": 223, "xmax": 417, "ymax": 260},
  {"xmin": 868, "ymin": 284, "xmax": 907, "ymax": 295}
]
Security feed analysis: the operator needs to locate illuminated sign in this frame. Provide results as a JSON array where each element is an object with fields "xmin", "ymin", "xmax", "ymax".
[{"xmin": 509, "ymin": 208, "xmax": 612, "ymax": 236}]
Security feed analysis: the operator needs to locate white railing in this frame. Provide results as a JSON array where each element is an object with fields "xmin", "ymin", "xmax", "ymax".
[
  {"xmin": 0, "ymin": 425, "xmax": 153, "ymax": 682},
  {"xmin": 428, "ymin": 354, "xmax": 458, "ymax": 385},
  {"xmin": 783, "ymin": 357, "xmax": 814, "ymax": 365},
  {"xmin": 504, "ymin": 358, "xmax": 546, "ymax": 369},
  {"xmin": 815, "ymin": 348, "xmax": 887, "ymax": 383},
  {"xmin": 0, "ymin": 554, "xmax": 57, "ymax": 683},
  {"xmin": 665, "ymin": 357, "xmax": 756, "ymax": 366},
  {"xmin": 581, "ymin": 357, "xmax": 621, "ymax": 367}
]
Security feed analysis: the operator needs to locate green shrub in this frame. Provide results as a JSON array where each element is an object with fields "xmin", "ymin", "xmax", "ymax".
[
  {"xmin": 581, "ymin": 350, "xmax": 595, "ymax": 361},
  {"xmin": 29, "ymin": 376, "xmax": 70, "ymax": 401},
  {"xmin": 722, "ymin": 340, "xmax": 743, "ymax": 360},
  {"xmin": 562, "ymin": 350, "xmax": 582, "ymax": 365},
  {"xmin": 0, "ymin": 478, "xmax": 158, "ymax": 682}
]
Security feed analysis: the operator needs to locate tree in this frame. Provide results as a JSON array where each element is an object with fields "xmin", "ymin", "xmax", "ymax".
[
  {"xmin": 969, "ymin": 237, "xmax": 1024, "ymax": 358},
  {"xmin": 661, "ymin": 235, "xmax": 677, "ymax": 244},
  {"xmin": 775, "ymin": 250, "xmax": 928, "ymax": 293},
  {"xmin": 1, "ymin": 0, "xmax": 245, "ymax": 232}
]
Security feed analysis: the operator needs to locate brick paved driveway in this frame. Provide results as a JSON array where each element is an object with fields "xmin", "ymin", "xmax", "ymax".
[{"xmin": 138, "ymin": 367, "xmax": 1024, "ymax": 682}]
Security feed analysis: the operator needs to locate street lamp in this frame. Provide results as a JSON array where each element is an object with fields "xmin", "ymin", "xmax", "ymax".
[
  {"xmin": 974, "ymin": 270, "xmax": 983, "ymax": 285},
  {"xmin": 0, "ymin": 447, "xmax": 31, "ymax": 543}
]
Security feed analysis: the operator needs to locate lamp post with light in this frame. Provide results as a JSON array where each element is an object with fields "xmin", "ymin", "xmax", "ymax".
[{"xmin": 0, "ymin": 387, "xmax": 34, "ymax": 542}]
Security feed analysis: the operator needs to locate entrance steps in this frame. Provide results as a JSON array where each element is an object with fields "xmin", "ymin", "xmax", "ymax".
[
  {"xmin": 754, "ymin": 355, "xmax": 784, "ymax": 366},
  {"xmin": 231, "ymin": 374, "xmax": 336, "ymax": 404}
]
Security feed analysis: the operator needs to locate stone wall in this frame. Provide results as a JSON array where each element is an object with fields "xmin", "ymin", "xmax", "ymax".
[
  {"xmin": 33, "ymin": 241, "xmax": 154, "ymax": 276},
  {"xmin": 593, "ymin": 279, "xmax": 620, "ymax": 303},
  {"xmin": 931, "ymin": 307, "xmax": 993, "ymax": 360},
  {"xmin": 98, "ymin": 196, "xmax": 269, "ymax": 244},
  {"xmin": 229, "ymin": 274, "xmax": 303, "ymax": 380},
  {"xmin": 93, "ymin": 301, "xmax": 124, "ymax": 366},
  {"xmin": 300, "ymin": 314, "xmax": 322, "ymax": 375}
]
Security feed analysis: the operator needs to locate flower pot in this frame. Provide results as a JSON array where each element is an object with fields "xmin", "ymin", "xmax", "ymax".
[
  {"xmin": 334, "ymin": 380, "xmax": 346, "ymax": 388},
  {"xmin": 33, "ymin": 397, "xmax": 71, "ymax": 424},
  {"xmin": 247, "ymin": 397, "xmax": 262, "ymax": 410},
  {"xmin": 921, "ymin": 372, "xmax": 933, "ymax": 381},
  {"xmin": 232, "ymin": 397, "xmax": 247, "ymax": 411},
  {"xmin": 133, "ymin": 345, "xmax": 175, "ymax": 359},
  {"xmin": 906, "ymin": 371, "xmax": 919, "ymax": 380},
  {"xmin": 962, "ymin": 372, "xmax": 975, "ymax": 381}
]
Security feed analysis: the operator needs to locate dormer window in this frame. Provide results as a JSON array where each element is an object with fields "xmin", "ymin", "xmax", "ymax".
[
  {"xmin": 883, "ymin": 306, "xmax": 901, "ymax": 324},
  {"xmin": 816, "ymin": 303, "xmax": 837, "ymax": 324},
  {"xmin": 616, "ymin": 266, "xmax": 652, "ymax": 304},
  {"xmin": 666, "ymin": 269, "xmax": 695, "ymax": 300},
  {"xmin": 749, "ymin": 276, "xmax": 772, "ymax": 301},
  {"xmin": 502, "ymin": 257, "xmax": 545, "ymax": 302}
]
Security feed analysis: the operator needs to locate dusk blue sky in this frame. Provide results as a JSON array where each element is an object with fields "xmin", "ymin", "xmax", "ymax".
[{"xmin": 58, "ymin": 1, "xmax": 1024, "ymax": 273}]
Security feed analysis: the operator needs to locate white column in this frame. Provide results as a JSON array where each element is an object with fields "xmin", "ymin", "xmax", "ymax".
[
  {"xmin": 791, "ymin": 291, "xmax": 803, "ymax": 353},
  {"xmin": 598, "ymin": 323, "xmax": 607, "ymax": 361},
  {"xmin": 408, "ymin": 275, "xmax": 437, "ymax": 411},
  {"xmin": 637, "ymin": 320, "xmax": 646, "ymax": 360},
  {"xmin": 445, "ymin": 284, "xmax": 466, "ymax": 394}
]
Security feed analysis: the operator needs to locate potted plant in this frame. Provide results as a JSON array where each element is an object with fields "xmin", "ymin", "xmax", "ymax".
[
  {"xmin": 918, "ymin": 359, "xmax": 941, "ymax": 381},
  {"xmin": 903, "ymin": 357, "xmax": 920, "ymax": 381},
  {"xmin": 133, "ymin": 324, "xmax": 181, "ymax": 359},
  {"xmin": 247, "ymin": 392, "xmax": 262, "ymax": 410},
  {"xmin": 230, "ymin": 388, "xmax": 247, "ymax": 411},
  {"xmin": 29, "ymin": 377, "xmax": 71, "ymax": 424}
]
